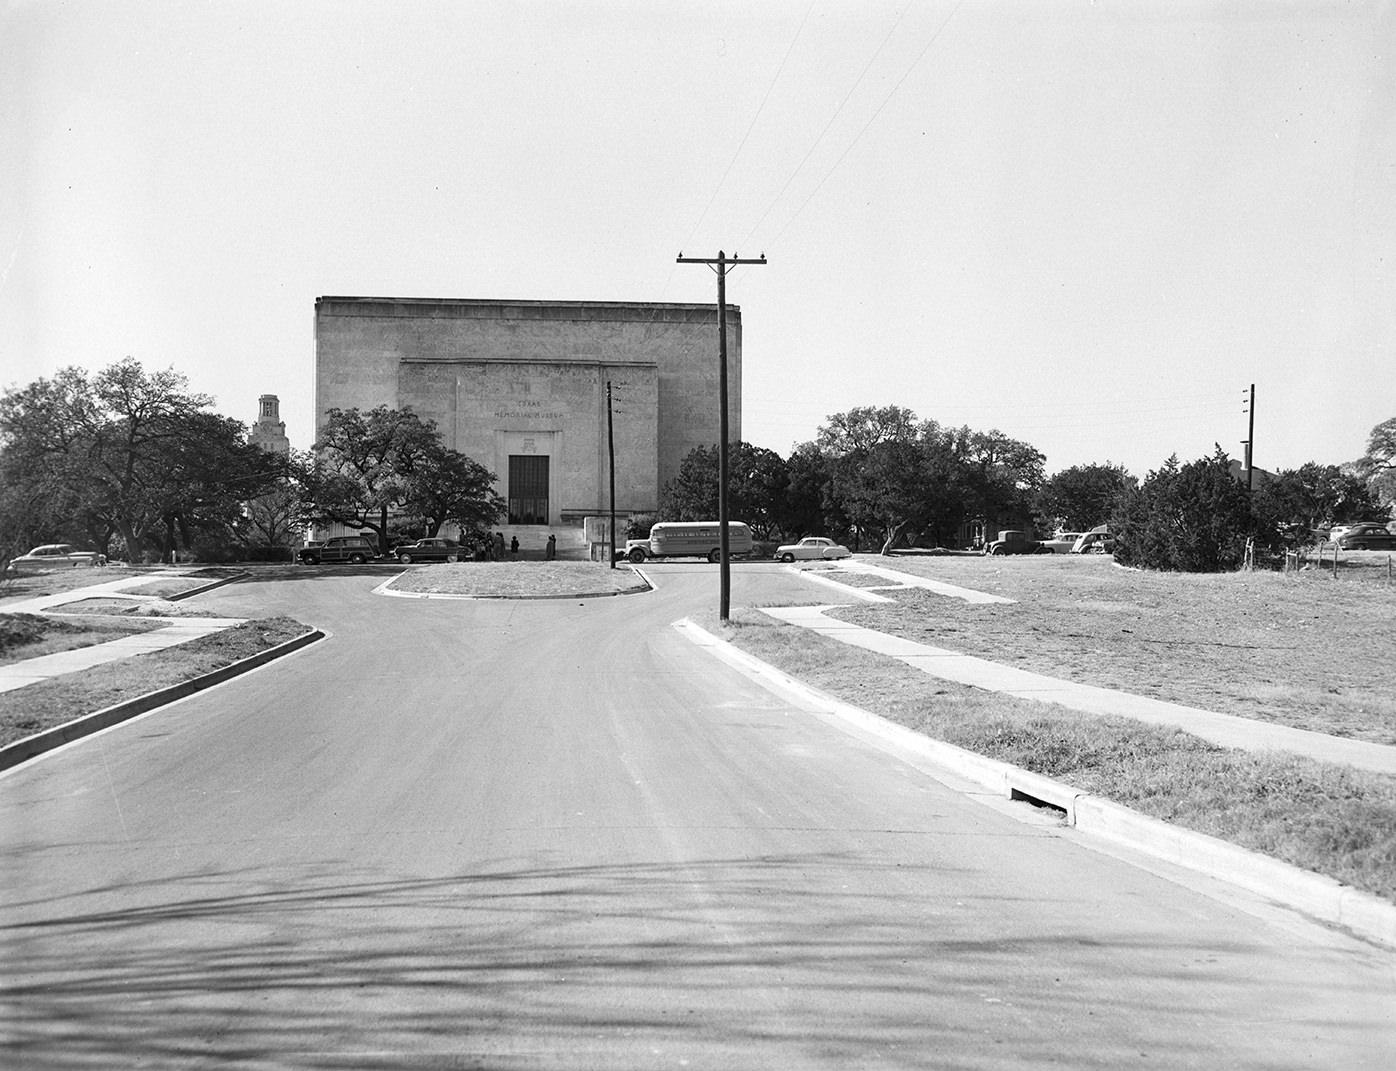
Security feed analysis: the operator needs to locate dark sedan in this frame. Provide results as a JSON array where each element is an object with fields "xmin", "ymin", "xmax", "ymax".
[
  {"xmin": 396, "ymin": 538, "xmax": 463, "ymax": 564},
  {"xmin": 1336, "ymin": 524, "xmax": 1396, "ymax": 551}
]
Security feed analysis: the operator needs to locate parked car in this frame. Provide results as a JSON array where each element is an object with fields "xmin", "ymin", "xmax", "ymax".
[
  {"xmin": 1071, "ymin": 525, "xmax": 1114, "ymax": 554},
  {"xmin": 298, "ymin": 535, "xmax": 377, "ymax": 565},
  {"xmin": 773, "ymin": 536, "xmax": 852, "ymax": 562},
  {"xmin": 396, "ymin": 538, "xmax": 463, "ymax": 564},
  {"xmin": 6, "ymin": 544, "xmax": 108, "ymax": 573},
  {"xmin": 1039, "ymin": 531, "xmax": 1085, "ymax": 554},
  {"xmin": 1327, "ymin": 522, "xmax": 1387, "ymax": 544},
  {"xmin": 1335, "ymin": 524, "xmax": 1396, "ymax": 551},
  {"xmin": 983, "ymin": 530, "xmax": 1046, "ymax": 555},
  {"xmin": 296, "ymin": 541, "xmax": 326, "ymax": 564}
]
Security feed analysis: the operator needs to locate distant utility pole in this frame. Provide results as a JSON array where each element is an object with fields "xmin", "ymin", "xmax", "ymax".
[
  {"xmin": 607, "ymin": 380, "xmax": 617, "ymax": 569},
  {"xmin": 1241, "ymin": 383, "xmax": 1255, "ymax": 491},
  {"xmin": 676, "ymin": 249, "xmax": 767, "ymax": 622}
]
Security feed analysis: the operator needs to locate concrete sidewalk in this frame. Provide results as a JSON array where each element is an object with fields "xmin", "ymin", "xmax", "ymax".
[
  {"xmin": 0, "ymin": 573, "xmax": 189, "ymax": 614},
  {"xmin": 789, "ymin": 560, "xmax": 1016, "ymax": 604},
  {"xmin": 761, "ymin": 604, "xmax": 1396, "ymax": 777},
  {"xmin": 1, "ymin": 573, "xmax": 246, "ymax": 694}
]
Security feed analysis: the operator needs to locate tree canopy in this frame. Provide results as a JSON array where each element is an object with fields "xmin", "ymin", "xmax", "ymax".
[
  {"xmin": 1034, "ymin": 462, "xmax": 1134, "ymax": 533},
  {"xmin": 0, "ymin": 359, "xmax": 284, "ymax": 560},
  {"xmin": 306, "ymin": 406, "xmax": 503, "ymax": 552}
]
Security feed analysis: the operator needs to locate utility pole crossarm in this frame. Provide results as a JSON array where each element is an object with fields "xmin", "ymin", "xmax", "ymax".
[{"xmin": 676, "ymin": 255, "xmax": 768, "ymax": 266}]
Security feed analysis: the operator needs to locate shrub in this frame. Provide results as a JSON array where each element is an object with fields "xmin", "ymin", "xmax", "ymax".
[{"xmin": 1113, "ymin": 447, "xmax": 1255, "ymax": 572}]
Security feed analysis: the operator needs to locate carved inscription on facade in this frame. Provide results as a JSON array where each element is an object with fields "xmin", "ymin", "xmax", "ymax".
[{"xmin": 493, "ymin": 399, "xmax": 566, "ymax": 420}]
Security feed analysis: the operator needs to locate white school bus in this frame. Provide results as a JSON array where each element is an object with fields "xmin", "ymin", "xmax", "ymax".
[{"xmin": 623, "ymin": 521, "xmax": 754, "ymax": 564}]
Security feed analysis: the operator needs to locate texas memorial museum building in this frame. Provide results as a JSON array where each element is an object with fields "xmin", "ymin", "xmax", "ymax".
[{"xmin": 313, "ymin": 296, "xmax": 742, "ymax": 544}]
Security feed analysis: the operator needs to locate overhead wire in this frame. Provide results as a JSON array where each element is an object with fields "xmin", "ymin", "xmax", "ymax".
[
  {"xmin": 678, "ymin": 0, "xmax": 819, "ymax": 257},
  {"xmin": 757, "ymin": 0, "xmax": 963, "ymax": 254},
  {"xmin": 737, "ymin": 3, "xmax": 913, "ymax": 253}
]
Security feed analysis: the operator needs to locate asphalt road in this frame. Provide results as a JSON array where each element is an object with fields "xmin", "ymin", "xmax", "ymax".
[{"xmin": 2, "ymin": 563, "xmax": 1393, "ymax": 1069}]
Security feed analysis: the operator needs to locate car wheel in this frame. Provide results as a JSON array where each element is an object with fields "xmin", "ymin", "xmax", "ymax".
[
  {"xmin": 446, "ymin": 553, "xmax": 458, "ymax": 563},
  {"xmin": 398, "ymin": 553, "xmax": 413, "ymax": 564},
  {"xmin": 628, "ymin": 548, "xmax": 645, "ymax": 564},
  {"xmin": 780, "ymin": 552, "xmax": 795, "ymax": 563},
  {"xmin": 349, "ymin": 553, "xmax": 367, "ymax": 564},
  {"xmin": 708, "ymin": 549, "xmax": 721, "ymax": 564}
]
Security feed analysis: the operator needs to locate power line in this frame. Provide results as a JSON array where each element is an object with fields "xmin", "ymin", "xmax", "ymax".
[
  {"xmin": 759, "ymin": 0, "xmax": 963, "ymax": 253},
  {"xmin": 738, "ymin": 3, "xmax": 913, "ymax": 252},
  {"xmin": 678, "ymin": 0, "xmax": 818, "ymax": 256}
]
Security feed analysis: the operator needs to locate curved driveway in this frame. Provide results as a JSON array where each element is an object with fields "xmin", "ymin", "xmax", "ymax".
[{"xmin": 2, "ymin": 564, "xmax": 1393, "ymax": 1068}]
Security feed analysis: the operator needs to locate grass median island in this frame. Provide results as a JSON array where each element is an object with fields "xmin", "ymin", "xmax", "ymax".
[
  {"xmin": 387, "ymin": 560, "xmax": 649, "ymax": 598},
  {"xmin": 698, "ymin": 608, "xmax": 1396, "ymax": 904},
  {"xmin": 0, "ymin": 616, "xmax": 310, "ymax": 749}
]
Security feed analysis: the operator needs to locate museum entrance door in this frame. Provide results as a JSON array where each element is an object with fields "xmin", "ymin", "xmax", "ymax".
[{"xmin": 508, "ymin": 455, "xmax": 550, "ymax": 525}]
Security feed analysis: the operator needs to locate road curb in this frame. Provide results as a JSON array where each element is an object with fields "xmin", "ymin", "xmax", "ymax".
[
  {"xmin": 676, "ymin": 617, "xmax": 1396, "ymax": 951},
  {"xmin": 0, "ymin": 627, "xmax": 325, "ymax": 773},
  {"xmin": 164, "ymin": 570, "xmax": 250, "ymax": 601}
]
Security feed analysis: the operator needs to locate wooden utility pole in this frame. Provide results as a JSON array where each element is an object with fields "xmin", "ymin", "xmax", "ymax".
[
  {"xmin": 676, "ymin": 250, "xmax": 767, "ymax": 621},
  {"xmin": 607, "ymin": 380, "xmax": 617, "ymax": 569},
  {"xmin": 1242, "ymin": 383, "xmax": 1255, "ymax": 491}
]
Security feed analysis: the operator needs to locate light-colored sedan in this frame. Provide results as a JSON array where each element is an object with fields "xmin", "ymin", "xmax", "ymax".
[
  {"xmin": 1040, "ymin": 531, "xmax": 1084, "ymax": 554},
  {"xmin": 774, "ymin": 536, "xmax": 852, "ymax": 563},
  {"xmin": 7, "ymin": 544, "xmax": 108, "ymax": 573}
]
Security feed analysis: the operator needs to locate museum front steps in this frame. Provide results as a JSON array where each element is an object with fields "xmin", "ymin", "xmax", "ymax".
[{"xmin": 489, "ymin": 526, "xmax": 596, "ymax": 561}]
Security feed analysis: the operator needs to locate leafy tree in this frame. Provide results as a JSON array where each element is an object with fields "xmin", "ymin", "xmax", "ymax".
[
  {"xmin": 401, "ymin": 446, "xmax": 505, "ymax": 538},
  {"xmin": 816, "ymin": 408, "xmax": 965, "ymax": 553},
  {"xmin": 781, "ymin": 441, "xmax": 840, "ymax": 540},
  {"xmin": 1034, "ymin": 462, "xmax": 1135, "ymax": 533},
  {"xmin": 951, "ymin": 427, "xmax": 1046, "ymax": 534},
  {"xmin": 816, "ymin": 404, "xmax": 921, "ymax": 454},
  {"xmin": 1251, "ymin": 463, "xmax": 1386, "ymax": 549},
  {"xmin": 1359, "ymin": 417, "xmax": 1396, "ymax": 473},
  {"xmin": 831, "ymin": 438, "xmax": 937, "ymax": 554},
  {"xmin": 0, "ymin": 359, "xmax": 281, "ymax": 561},
  {"xmin": 307, "ymin": 406, "xmax": 455, "ymax": 554},
  {"xmin": 1112, "ymin": 447, "xmax": 1255, "ymax": 571},
  {"xmin": 658, "ymin": 442, "xmax": 789, "ymax": 539},
  {"xmin": 1355, "ymin": 417, "xmax": 1396, "ymax": 515}
]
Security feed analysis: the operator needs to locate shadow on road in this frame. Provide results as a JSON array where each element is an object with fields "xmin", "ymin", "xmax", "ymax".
[{"xmin": 0, "ymin": 851, "xmax": 1340, "ymax": 1068}]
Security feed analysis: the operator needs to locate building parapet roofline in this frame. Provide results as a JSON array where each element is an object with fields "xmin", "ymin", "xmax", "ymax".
[{"xmin": 315, "ymin": 296, "xmax": 737, "ymax": 323}]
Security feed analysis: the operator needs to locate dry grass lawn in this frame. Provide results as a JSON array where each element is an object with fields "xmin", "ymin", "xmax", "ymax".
[
  {"xmin": 388, "ymin": 560, "xmax": 648, "ymax": 598},
  {"xmin": 827, "ymin": 553, "xmax": 1396, "ymax": 744},
  {"xmin": 0, "ymin": 613, "xmax": 160, "ymax": 666}
]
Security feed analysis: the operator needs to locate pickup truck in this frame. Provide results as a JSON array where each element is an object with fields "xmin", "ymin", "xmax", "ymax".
[{"xmin": 983, "ymin": 530, "xmax": 1047, "ymax": 556}]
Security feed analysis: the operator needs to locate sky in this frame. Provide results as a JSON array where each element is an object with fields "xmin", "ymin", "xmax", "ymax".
[{"xmin": 3, "ymin": 0, "xmax": 1393, "ymax": 480}]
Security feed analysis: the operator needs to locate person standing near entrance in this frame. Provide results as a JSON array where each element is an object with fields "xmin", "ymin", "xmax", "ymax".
[
  {"xmin": 545, "ymin": 534, "xmax": 556, "ymax": 560},
  {"xmin": 510, "ymin": 535, "xmax": 519, "ymax": 557},
  {"xmin": 494, "ymin": 531, "xmax": 505, "ymax": 558}
]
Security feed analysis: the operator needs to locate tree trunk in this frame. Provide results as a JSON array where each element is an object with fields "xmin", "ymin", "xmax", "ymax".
[{"xmin": 881, "ymin": 520, "xmax": 908, "ymax": 556}]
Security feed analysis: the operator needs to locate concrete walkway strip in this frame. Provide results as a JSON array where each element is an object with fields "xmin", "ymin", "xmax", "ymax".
[
  {"xmin": 760, "ymin": 604, "xmax": 1396, "ymax": 777},
  {"xmin": 829, "ymin": 560, "xmax": 1017, "ymax": 604}
]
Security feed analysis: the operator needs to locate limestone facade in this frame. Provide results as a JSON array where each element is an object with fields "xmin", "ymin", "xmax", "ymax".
[{"xmin": 313, "ymin": 297, "xmax": 741, "ymax": 525}]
